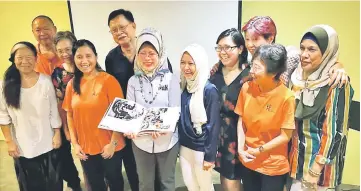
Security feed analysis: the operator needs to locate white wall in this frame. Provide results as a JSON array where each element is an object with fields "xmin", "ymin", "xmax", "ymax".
[{"xmin": 69, "ymin": 1, "xmax": 238, "ymax": 73}]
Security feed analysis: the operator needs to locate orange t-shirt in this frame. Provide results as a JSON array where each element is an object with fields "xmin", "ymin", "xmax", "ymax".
[
  {"xmin": 234, "ymin": 81, "xmax": 295, "ymax": 176},
  {"xmin": 63, "ymin": 72, "xmax": 125, "ymax": 155},
  {"xmin": 35, "ymin": 44, "xmax": 63, "ymax": 76}
]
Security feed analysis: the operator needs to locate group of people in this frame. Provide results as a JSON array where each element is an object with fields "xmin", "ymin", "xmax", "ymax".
[{"xmin": 0, "ymin": 8, "xmax": 353, "ymax": 191}]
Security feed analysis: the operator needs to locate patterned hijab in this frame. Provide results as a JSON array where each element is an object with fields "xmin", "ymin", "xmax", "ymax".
[
  {"xmin": 134, "ymin": 27, "xmax": 169, "ymax": 78},
  {"xmin": 291, "ymin": 25, "xmax": 339, "ymax": 107},
  {"xmin": 180, "ymin": 44, "xmax": 209, "ymax": 134}
]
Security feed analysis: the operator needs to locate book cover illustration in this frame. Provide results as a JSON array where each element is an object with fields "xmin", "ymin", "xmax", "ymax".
[{"xmin": 99, "ymin": 98, "xmax": 179, "ymax": 134}]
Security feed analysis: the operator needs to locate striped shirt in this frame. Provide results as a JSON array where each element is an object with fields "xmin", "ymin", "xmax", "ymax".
[{"xmin": 289, "ymin": 84, "xmax": 354, "ymax": 187}]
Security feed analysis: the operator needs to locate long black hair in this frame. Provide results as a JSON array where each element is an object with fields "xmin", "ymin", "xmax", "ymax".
[
  {"xmin": 216, "ymin": 28, "xmax": 248, "ymax": 68},
  {"xmin": 72, "ymin": 39, "xmax": 103, "ymax": 95},
  {"xmin": 4, "ymin": 41, "xmax": 37, "ymax": 109}
]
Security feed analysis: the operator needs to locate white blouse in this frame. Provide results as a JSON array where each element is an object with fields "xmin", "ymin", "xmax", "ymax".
[{"xmin": 0, "ymin": 74, "xmax": 62, "ymax": 158}]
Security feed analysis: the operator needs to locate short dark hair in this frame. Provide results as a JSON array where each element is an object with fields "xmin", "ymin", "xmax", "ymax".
[
  {"xmin": 32, "ymin": 15, "xmax": 55, "ymax": 26},
  {"xmin": 72, "ymin": 39, "xmax": 103, "ymax": 95},
  {"xmin": 216, "ymin": 28, "xmax": 248, "ymax": 68},
  {"xmin": 252, "ymin": 44, "xmax": 287, "ymax": 81},
  {"xmin": 108, "ymin": 9, "xmax": 134, "ymax": 26},
  {"xmin": 54, "ymin": 31, "xmax": 77, "ymax": 46}
]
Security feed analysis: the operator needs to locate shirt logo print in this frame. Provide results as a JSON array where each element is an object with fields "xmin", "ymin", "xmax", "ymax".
[
  {"xmin": 158, "ymin": 85, "xmax": 168, "ymax": 91},
  {"xmin": 266, "ymin": 104, "xmax": 272, "ymax": 112}
]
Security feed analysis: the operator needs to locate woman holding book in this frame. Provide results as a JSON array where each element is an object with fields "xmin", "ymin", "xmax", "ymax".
[
  {"xmin": 179, "ymin": 43, "xmax": 221, "ymax": 191},
  {"xmin": 62, "ymin": 39, "xmax": 125, "ymax": 191},
  {"xmin": 125, "ymin": 27, "xmax": 180, "ymax": 191}
]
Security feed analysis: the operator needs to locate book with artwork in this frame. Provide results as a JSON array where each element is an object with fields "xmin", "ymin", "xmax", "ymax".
[{"xmin": 98, "ymin": 98, "xmax": 180, "ymax": 135}]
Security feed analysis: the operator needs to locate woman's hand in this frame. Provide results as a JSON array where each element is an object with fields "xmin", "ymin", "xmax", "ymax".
[
  {"xmin": 301, "ymin": 173, "xmax": 319, "ymax": 190},
  {"xmin": 238, "ymin": 150, "xmax": 256, "ymax": 163},
  {"xmin": 74, "ymin": 143, "xmax": 88, "ymax": 161},
  {"xmin": 246, "ymin": 147, "xmax": 261, "ymax": 157},
  {"xmin": 210, "ymin": 63, "xmax": 220, "ymax": 76},
  {"xmin": 63, "ymin": 125, "xmax": 71, "ymax": 142},
  {"xmin": 7, "ymin": 140, "xmax": 20, "ymax": 158},
  {"xmin": 52, "ymin": 130, "xmax": 62, "ymax": 149},
  {"xmin": 101, "ymin": 143, "xmax": 116, "ymax": 159},
  {"xmin": 329, "ymin": 62, "xmax": 349, "ymax": 88},
  {"xmin": 203, "ymin": 161, "xmax": 215, "ymax": 171},
  {"xmin": 124, "ymin": 132, "xmax": 138, "ymax": 139}
]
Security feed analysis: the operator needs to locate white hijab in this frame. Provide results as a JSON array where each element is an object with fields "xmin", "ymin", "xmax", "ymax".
[{"xmin": 180, "ymin": 44, "xmax": 209, "ymax": 134}]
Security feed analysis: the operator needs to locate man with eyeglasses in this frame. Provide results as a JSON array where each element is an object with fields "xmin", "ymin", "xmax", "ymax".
[{"xmin": 106, "ymin": 9, "xmax": 173, "ymax": 191}]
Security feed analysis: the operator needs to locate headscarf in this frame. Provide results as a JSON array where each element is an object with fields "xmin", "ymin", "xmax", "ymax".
[
  {"xmin": 291, "ymin": 25, "xmax": 339, "ymax": 119},
  {"xmin": 180, "ymin": 44, "xmax": 209, "ymax": 134},
  {"xmin": 134, "ymin": 27, "xmax": 169, "ymax": 78}
]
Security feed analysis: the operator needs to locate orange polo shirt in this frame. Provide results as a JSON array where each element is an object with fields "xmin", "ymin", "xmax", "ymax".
[
  {"xmin": 63, "ymin": 72, "xmax": 125, "ymax": 155},
  {"xmin": 35, "ymin": 44, "xmax": 63, "ymax": 76},
  {"xmin": 235, "ymin": 81, "xmax": 295, "ymax": 176}
]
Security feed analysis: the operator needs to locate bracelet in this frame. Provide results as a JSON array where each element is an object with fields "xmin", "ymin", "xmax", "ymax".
[
  {"xmin": 308, "ymin": 168, "xmax": 321, "ymax": 177},
  {"xmin": 301, "ymin": 178, "xmax": 317, "ymax": 190}
]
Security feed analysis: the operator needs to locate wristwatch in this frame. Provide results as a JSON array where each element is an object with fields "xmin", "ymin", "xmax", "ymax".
[
  {"xmin": 111, "ymin": 140, "xmax": 118, "ymax": 147},
  {"xmin": 258, "ymin": 146, "xmax": 264, "ymax": 153}
]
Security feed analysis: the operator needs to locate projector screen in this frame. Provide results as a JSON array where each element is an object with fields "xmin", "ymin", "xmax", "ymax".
[{"xmin": 69, "ymin": 1, "xmax": 239, "ymax": 73}]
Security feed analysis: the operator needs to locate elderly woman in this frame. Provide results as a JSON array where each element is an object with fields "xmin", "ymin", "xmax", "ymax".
[
  {"xmin": 125, "ymin": 27, "xmax": 180, "ymax": 191},
  {"xmin": 179, "ymin": 43, "xmax": 221, "ymax": 191},
  {"xmin": 289, "ymin": 25, "xmax": 353, "ymax": 191},
  {"xmin": 235, "ymin": 44, "xmax": 295, "ymax": 191},
  {"xmin": 0, "ymin": 41, "xmax": 62, "ymax": 190},
  {"xmin": 51, "ymin": 31, "xmax": 82, "ymax": 191},
  {"xmin": 210, "ymin": 28, "xmax": 249, "ymax": 191}
]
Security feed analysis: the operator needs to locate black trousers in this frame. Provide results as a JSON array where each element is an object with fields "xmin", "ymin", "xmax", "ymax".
[
  {"xmin": 123, "ymin": 138, "xmax": 140, "ymax": 191},
  {"xmin": 15, "ymin": 149, "xmax": 62, "ymax": 191},
  {"xmin": 242, "ymin": 166, "xmax": 287, "ymax": 191},
  {"xmin": 59, "ymin": 131, "xmax": 81, "ymax": 189},
  {"xmin": 81, "ymin": 150, "xmax": 124, "ymax": 191}
]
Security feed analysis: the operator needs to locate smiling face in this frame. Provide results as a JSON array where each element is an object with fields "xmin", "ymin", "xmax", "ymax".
[
  {"xmin": 250, "ymin": 57, "xmax": 275, "ymax": 86},
  {"xmin": 109, "ymin": 15, "xmax": 136, "ymax": 46},
  {"xmin": 56, "ymin": 39, "xmax": 73, "ymax": 64},
  {"xmin": 216, "ymin": 36, "xmax": 242, "ymax": 67},
  {"xmin": 300, "ymin": 39, "xmax": 323, "ymax": 75},
  {"xmin": 74, "ymin": 45, "xmax": 98, "ymax": 75},
  {"xmin": 14, "ymin": 47, "xmax": 37, "ymax": 74},
  {"xmin": 137, "ymin": 43, "xmax": 159, "ymax": 73},
  {"xmin": 32, "ymin": 17, "xmax": 57, "ymax": 46},
  {"xmin": 245, "ymin": 31, "xmax": 274, "ymax": 56},
  {"xmin": 180, "ymin": 52, "xmax": 197, "ymax": 79}
]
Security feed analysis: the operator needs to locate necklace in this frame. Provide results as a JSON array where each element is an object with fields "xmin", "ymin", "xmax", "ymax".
[{"xmin": 138, "ymin": 75, "xmax": 164, "ymax": 104}]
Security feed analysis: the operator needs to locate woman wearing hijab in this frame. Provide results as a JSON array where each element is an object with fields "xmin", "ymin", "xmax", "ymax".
[
  {"xmin": 0, "ymin": 41, "xmax": 62, "ymax": 191},
  {"xmin": 289, "ymin": 25, "xmax": 353, "ymax": 191},
  {"xmin": 125, "ymin": 27, "xmax": 180, "ymax": 191},
  {"xmin": 179, "ymin": 43, "xmax": 221, "ymax": 191}
]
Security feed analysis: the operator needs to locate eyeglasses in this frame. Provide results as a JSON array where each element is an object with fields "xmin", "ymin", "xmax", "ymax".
[
  {"xmin": 215, "ymin": 46, "xmax": 238, "ymax": 52},
  {"xmin": 139, "ymin": 52, "xmax": 158, "ymax": 59},
  {"xmin": 109, "ymin": 23, "xmax": 130, "ymax": 34}
]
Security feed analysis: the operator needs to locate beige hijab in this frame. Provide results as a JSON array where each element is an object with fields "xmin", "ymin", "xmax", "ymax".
[
  {"xmin": 291, "ymin": 25, "xmax": 339, "ymax": 107},
  {"xmin": 181, "ymin": 44, "xmax": 209, "ymax": 134},
  {"xmin": 134, "ymin": 27, "xmax": 169, "ymax": 78}
]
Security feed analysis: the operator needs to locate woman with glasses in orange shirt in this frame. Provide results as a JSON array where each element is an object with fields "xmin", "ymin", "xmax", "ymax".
[{"xmin": 235, "ymin": 44, "xmax": 295, "ymax": 191}]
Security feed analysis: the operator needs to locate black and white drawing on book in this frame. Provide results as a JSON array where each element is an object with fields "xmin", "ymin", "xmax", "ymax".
[
  {"xmin": 99, "ymin": 98, "xmax": 180, "ymax": 134},
  {"xmin": 107, "ymin": 99, "xmax": 145, "ymax": 120}
]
